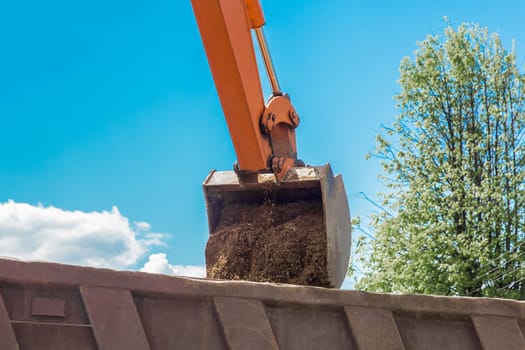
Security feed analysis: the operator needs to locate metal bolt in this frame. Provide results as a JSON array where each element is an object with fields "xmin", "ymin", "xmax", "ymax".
[
  {"xmin": 289, "ymin": 110, "xmax": 299, "ymax": 127},
  {"xmin": 265, "ymin": 113, "xmax": 275, "ymax": 132},
  {"xmin": 271, "ymin": 156, "xmax": 284, "ymax": 173}
]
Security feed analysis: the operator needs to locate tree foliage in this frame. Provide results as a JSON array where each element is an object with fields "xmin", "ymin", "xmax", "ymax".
[{"xmin": 357, "ymin": 23, "xmax": 525, "ymax": 298}]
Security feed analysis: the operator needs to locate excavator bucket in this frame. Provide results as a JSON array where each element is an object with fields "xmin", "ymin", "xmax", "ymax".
[{"xmin": 203, "ymin": 164, "xmax": 351, "ymax": 288}]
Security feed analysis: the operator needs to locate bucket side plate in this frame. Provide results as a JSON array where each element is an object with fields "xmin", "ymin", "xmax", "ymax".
[{"xmin": 202, "ymin": 164, "xmax": 351, "ymax": 288}]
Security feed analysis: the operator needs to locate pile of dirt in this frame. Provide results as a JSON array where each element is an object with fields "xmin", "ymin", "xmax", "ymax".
[{"xmin": 205, "ymin": 199, "xmax": 331, "ymax": 287}]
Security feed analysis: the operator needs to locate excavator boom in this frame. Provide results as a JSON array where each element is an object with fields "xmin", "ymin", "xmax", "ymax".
[
  {"xmin": 191, "ymin": 0, "xmax": 351, "ymax": 288},
  {"xmin": 191, "ymin": 0, "xmax": 269, "ymax": 172}
]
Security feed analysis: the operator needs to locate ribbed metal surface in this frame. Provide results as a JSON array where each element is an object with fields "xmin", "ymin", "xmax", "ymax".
[{"xmin": 0, "ymin": 258, "xmax": 524, "ymax": 350}]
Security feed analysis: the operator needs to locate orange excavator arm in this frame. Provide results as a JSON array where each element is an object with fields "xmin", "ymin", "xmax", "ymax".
[
  {"xmin": 191, "ymin": 0, "xmax": 351, "ymax": 289},
  {"xmin": 191, "ymin": 0, "xmax": 300, "ymax": 179}
]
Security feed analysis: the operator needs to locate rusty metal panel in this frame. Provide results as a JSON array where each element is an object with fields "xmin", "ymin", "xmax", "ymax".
[
  {"xmin": 214, "ymin": 297, "xmax": 279, "ymax": 350},
  {"xmin": 471, "ymin": 315, "xmax": 525, "ymax": 350},
  {"xmin": 345, "ymin": 306, "xmax": 405, "ymax": 350},
  {"xmin": 31, "ymin": 297, "xmax": 66, "ymax": 318},
  {"xmin": 12, "ymin": 323, "xmax": 96, "ymax": 350},
  {"xmin": 81, "ymin": 286, "xmax": 150, "ymax": 350},
  {"xmin": 134, "ymin": 295, "xmax": 227, "ymax": 350},
  {"xmin": 266, "ymin": 304, "xmax": 356, "ymax": 350},
  {"xmin": 1, "ymin": 285, "xmax": 90, "ymax": 325},
  {"xmin": 0, "ymin": 289, "xmax": 19, "ymax": 350},
  {"xmin": 395, "ymin": 313, "xmax": 482, "ymax": 350},
  {"xmin": 1, "ymin": 259, "xmax": 525, "ymax": 349}
]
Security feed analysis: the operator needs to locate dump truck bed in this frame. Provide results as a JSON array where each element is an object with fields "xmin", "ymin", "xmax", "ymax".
[{"xmin": 0, "ymin": 258, "xmax": 524, "ymax": 350}]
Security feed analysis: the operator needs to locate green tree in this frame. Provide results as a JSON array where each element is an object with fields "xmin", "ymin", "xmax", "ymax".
[{"xmin": 357, "ymin": 23, "xmax": 525, "ymax": 298}]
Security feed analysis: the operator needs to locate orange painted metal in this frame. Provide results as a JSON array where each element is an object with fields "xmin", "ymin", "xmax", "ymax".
[
  {"xmin": 191, "ymin": 0, "xmax": 270, "ymax": 172},
  {"xmin": 261, "ymin": 95, "xmax": 299, "ymax": 177},
  {"xmin": 191, "ymin": 0, "xmax": 299, "ymax": 178},
  {"xmin": 245, "ymin": 0, "xmax": 265, "ymax": 28},
  {"xmin": 193, "ymin": 1, "xmax": 351, "ymax": 288}
]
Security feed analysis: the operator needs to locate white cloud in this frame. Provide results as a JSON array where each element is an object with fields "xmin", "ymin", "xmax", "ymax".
[
  {"xmin": 134, "ymin": 221, "xmax": 151, "ymax": 231},
  {"xmin": 141, "ymin": 253, "xmax": 206, "ymax": 278},
  {"xmin": 0, "ymin": 200, "xmax": 165, "ymax": 269}
]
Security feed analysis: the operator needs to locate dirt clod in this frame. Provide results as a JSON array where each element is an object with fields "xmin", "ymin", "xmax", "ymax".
[{"xmin": 205, "ymin": 200, "xmax": 331, "ymax": 287}]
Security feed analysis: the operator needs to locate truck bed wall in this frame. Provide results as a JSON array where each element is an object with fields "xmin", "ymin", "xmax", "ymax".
[{"xmin": 0, "ymin": 258, "xmax": 524, "ymax": 350}]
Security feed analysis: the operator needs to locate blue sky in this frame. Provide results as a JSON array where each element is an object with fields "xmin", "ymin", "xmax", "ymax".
[{"xmin": 1, "ymin": 1, "xmax": 525, "ymax": 280}]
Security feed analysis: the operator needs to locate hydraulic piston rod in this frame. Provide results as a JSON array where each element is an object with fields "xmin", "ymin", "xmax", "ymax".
[{"xmin": 254, "ymin": 27, "xmax": 281, "ymax": 95}]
